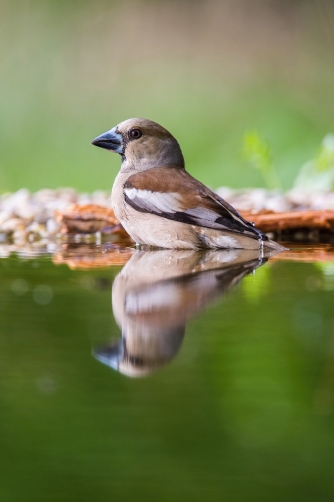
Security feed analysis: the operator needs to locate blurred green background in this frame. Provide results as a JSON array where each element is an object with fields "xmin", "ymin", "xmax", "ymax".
[{"xmin": 1, "ymin": 0, "xmax": 334, "ymax": 192}]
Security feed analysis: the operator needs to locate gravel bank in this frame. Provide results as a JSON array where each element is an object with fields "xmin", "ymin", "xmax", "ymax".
[
  {"xmin": 0, "ymin": 188, "xmax": 111, "ymax": 245},
  {"xmin": 1, "ymin": 187, "xmax": 334, "ymax": 246}
]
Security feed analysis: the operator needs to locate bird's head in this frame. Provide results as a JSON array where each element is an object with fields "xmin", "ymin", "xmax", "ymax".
[{"xmin": 91, "ymin": 118, "xmax": 184, "ymax": 172}]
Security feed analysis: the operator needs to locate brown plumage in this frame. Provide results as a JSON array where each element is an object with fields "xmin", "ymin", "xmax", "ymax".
[
  {"xmin": 124, "ymin": 167, "xmax": 260, "ymax": 239},
  {"xmin": 91, "ymin": 118, "xmax": 284, "ymax": 251}
]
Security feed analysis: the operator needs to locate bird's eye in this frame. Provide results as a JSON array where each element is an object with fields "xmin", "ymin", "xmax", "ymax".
[{"xmin": 129, "ymin": 128, "xmax": 142, "ymax": 140}]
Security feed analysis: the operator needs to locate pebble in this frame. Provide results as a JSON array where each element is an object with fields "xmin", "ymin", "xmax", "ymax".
[
  {"xmin": 45, "ymin": 218, "xmax": 60, "ymax": 235},
  {"xmin": 216, "ymin": 187, "xmax": 334, "ymax": 212},
  {"xmin": 0, "ymin": 188, "xmax": 111, "ymax": 241},
  {"xmin": 2, "ymin": 218, "xmax": 25, "ymax": 233}
]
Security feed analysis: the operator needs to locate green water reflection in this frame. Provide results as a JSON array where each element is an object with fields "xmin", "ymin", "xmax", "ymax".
[
  {"xmin": 94, "ymin": 249, "xmax": 267, "ymax": 377},
  {"xmin": 1, "ymin": 249, "xmax": 334, "ymax": 501}
]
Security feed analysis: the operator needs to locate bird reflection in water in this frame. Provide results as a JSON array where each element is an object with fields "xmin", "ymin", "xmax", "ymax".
[{"xmin": 93, "ymin": 248, "xmax": 275, "ymax": 377}]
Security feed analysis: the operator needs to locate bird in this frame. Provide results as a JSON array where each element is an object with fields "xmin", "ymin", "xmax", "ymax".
[
  {"xmin": 91, "ymin": 118, "xmax": 284, "ymax": 251},
  {"xmin": 93, "ymin": 248, "xmax": 267, "ymax": 377}
]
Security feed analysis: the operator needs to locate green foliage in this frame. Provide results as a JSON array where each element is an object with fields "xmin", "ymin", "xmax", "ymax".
[
  {"xmin": 243, "ymin": 130, "xmax": 282, "ymax": 190},
  {"xmin": 316, "ymin": 135, "xmax": 334, "ymax": 172},
  {"xmin": 294, "ymin": 134, "xmax": 334, "ymax": 191},
  {"xmin": 243, "ymin": 131, "xmax": 334, "ymax": 192}
]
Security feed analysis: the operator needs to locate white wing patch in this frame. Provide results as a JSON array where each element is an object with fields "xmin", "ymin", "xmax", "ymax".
[
  {"xmin": 125, "ymin": 284, "xmax": 182, "ymax": 314},
  {"xmin": 124, "ymin": 185, "xmax": 261, "ymax": 239},
  {"xmin": 124, "ymin": 188, "xmax": 184, "ymax": 213}
]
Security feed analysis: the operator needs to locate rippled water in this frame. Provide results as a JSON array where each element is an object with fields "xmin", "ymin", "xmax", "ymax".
[{"xmin": 1, "ymin": 243, "xmax": 334, "ymax": 501}]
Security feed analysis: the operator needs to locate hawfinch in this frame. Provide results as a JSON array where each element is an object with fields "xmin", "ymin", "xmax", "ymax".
[
  {"xmin": 92, "ymin": 118, "xmax": 282, "ymax": 251},
  {"xmin": 93, "ymin": 248, "xmax": 267, "ymax": 377}
]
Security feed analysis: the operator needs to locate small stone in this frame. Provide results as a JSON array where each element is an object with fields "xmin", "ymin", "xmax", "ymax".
[
  {"xmin": 92, "ymin": 190, "xmax": 110, "ymax": 206},
  {"xmin": 26, "ymin": 222, "xmax": 45, "ymax": 234},
  {"xmin": 28, "ymin": 233, "xmax": 36, "ymax": 242},
  {"xmin": 47, "ymin": 242, "xmax": 57, "ymax": 253},
  {"xmin": 77, "ymin": 193, "xmax": 92, "ymax": 205},
  {"xmin": 13, "ymin": 229, "xmax": 27, "ymax": 244},
  {"xmin": 34, "ymin": 189, "xmax": 57, "ymax": 202},
  {"xmin": 0, "ymin": 211, "xmax": 12, "ymax": 226},
  {"xmin": 55, "ymin": 188, "xmax": 77, "ymax": 203},
  {"xmin": 0, "ymin": 218, "xmax": 25, "ymax": 233},
  {"xmin": 46, "ymin": 218, "xmax": 61, "ymax": 235}
]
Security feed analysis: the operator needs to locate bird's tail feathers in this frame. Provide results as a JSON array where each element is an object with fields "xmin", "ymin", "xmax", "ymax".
[{"xmin": 262, "ymin": 238, "xmax": 288, "ymax": 253}]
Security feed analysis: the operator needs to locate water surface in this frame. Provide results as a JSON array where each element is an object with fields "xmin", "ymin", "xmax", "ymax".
[{"xmin": 1, "ymin": 243, "xmax": 334, "ymax": 501}]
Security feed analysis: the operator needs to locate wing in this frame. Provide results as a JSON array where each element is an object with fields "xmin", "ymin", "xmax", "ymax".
[{"xmin": 124, "ymin": 167, "xmax": 266, "ymax": 241}]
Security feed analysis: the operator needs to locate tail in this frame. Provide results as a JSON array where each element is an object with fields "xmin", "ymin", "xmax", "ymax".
[
  {"xmin": 246, "ymin": 221, "xmax": 287, "ymax": 254},
  {"xmin": 262, "ymin": 238, "xmax": 288, "ymax": 253}
]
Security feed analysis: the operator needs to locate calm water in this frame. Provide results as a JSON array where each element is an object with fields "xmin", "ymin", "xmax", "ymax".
[{"xmin": 1, "ymin": 243, "xmax": 334, "ymax": 501}]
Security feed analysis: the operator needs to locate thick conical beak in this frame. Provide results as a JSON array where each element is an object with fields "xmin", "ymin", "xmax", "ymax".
[
  {"xmin": 91, "ymin": 127, "xmax": 123, "ymax": 153},
  {"xmin": 92, "ymin": 340, "xmax": 124, "ymax": 370}
]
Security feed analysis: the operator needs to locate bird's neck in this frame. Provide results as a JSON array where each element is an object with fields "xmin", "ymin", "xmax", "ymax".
[
  {"xmin": 120, "ymin": 155, "xmax": 184, "ymax": 174},
  {"xmin": 120, "ymin": 137, "xmax": 185, "ymax": 173}
]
